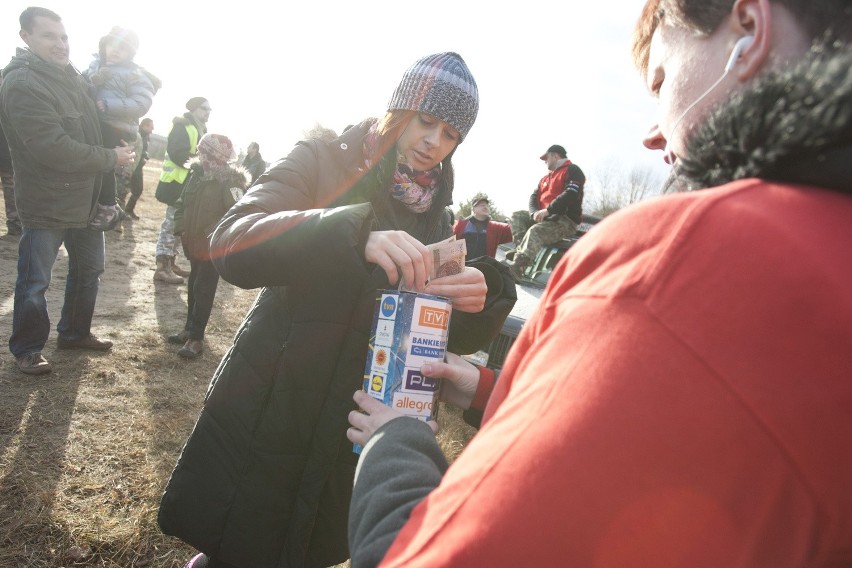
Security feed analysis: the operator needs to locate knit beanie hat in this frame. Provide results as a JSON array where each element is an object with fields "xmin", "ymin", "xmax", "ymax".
[
  {"xmin": 186, "ymin": 97, "xmax": 209, "ymax": 112},
  {"xmin": 104, "ymin": 27, "xmax": 139, "ymax": 55},
  {"xmin": 387, "ymin": 52, "xmax": 479, "ymax": 141},
  {"xmin": 197, "ymin": 133, "xmax": 235, "ymax": 169}
]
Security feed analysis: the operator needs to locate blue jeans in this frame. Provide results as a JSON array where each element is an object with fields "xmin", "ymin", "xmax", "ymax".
[{"xmin": 9, "ymin": 227, "xmax": 105, "ymax": 357}]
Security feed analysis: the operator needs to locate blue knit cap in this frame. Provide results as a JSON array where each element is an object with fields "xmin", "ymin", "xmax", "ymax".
[{"xmin": 387, "ymin": 52, "xmax": 479, "ymax": 141}]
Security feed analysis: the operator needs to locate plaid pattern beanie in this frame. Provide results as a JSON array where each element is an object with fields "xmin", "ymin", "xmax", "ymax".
[
  {"xmin": 387, "ymin": 52, "xmax": 479, "ymax": 141},
  {"xmin": 197, "ymin": 133, "xmax": 234, "ymax": 171}
]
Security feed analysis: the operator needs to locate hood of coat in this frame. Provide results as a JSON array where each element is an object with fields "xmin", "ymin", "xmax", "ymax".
[
  {"xmin": 678, "ymin": 45, "xmax": 852, "ymax": 194},
  {"xmin": 2, "ymin": 47, "xmax": 79, "ymax": 83},
  {"xmin": 172, "ymin": 112, "xmax": 207, "ymax": 136},
  {"xmin": 187, "ymin": 160, "xmax": 251, "ymax": 189}
]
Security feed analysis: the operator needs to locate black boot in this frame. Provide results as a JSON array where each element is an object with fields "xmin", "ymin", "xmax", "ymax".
[{"xmin": 125, "ymin": 195, "xmax": 139, "ymax": 220}]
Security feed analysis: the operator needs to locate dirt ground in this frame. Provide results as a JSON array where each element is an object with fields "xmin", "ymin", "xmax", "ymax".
[
  {"xmin": 0, "ymin": 163, "xmax": 474, "ymax": 567},
  {"xmin": 0, "ymin": 162, "xmax": 265, "ymax": 566}
]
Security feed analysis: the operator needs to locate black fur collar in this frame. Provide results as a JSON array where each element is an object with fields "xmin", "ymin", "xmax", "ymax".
[{"xmin": 677, "ymin": 46, "xmax": 852, "ymax": 194}]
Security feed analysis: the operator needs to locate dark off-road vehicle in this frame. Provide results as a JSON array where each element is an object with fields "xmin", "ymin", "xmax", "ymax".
[{"xmin": 481, "ymin": 214, "xmax": 601, "ymax": 371}]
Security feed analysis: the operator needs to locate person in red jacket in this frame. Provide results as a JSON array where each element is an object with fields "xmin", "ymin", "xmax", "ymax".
[
  {"xmin": 345, "ymin": 0, "xmax": 852, "ymax": 566},
  {"xmin": 506, "ymin": 144, "xmax": 585, "ymax": 281},
  {"xmin": 452, "ymin": 193, "xmax": 512, "ymax": 259}
]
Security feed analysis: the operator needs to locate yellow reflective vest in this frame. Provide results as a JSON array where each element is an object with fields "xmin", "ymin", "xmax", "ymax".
[{"xmin": 159, "ymin": 123, "xmax": 199, "ymax": 184}]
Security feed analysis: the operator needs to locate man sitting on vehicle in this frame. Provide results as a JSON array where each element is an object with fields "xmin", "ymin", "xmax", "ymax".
[{"xmin": 506, "ymin": 144, "xmax": 585, "ymax": 281}]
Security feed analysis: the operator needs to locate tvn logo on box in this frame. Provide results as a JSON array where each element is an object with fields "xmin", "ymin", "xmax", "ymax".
[
  {"xmin": 404, "ymin": 369, "xmax": 439, "ymax": 393},
  {"xmin": 380, "ymin": 294, "xmax": 398, "ymax": 319}
]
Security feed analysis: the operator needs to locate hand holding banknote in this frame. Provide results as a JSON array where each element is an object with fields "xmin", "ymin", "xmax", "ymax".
[
  {"xmin": 425, "ymin": 238, "xmax": 487, "ymax": 313},
  {"xmin": 365, "ymin": 230, "xmax": 432, "ymax": 291},
  {"xmin": 386, "ymin": 236, "xmax": 465, "ymax": 292}
]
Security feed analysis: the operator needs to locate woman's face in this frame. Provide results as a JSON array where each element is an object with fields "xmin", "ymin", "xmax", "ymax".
[{"xmin": 396, "ymin": 112, "xmax": 460, "ymax": 171}]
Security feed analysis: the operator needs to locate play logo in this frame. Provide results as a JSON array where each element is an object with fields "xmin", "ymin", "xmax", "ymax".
[{"xmin": 404, "ymin": 369, "xmax": 439, "ymax": 392}]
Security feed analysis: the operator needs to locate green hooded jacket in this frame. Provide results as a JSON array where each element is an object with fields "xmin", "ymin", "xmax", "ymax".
[{"xmin": 0, "ymin": 48, "xmax": 115, "ymax": 229}]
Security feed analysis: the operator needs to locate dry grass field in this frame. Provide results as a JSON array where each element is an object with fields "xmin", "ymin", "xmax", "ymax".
[{"xmin": 0, "ymin": 163, "xmax": 476, "ymax": 567}]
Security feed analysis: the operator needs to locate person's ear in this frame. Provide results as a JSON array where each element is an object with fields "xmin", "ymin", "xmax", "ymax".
[{"xmin": 729, "ymin": 0, "xmax": 772, "ymax": 81}]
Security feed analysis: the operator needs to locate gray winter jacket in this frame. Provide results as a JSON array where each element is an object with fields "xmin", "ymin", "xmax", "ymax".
[{"xmin": 83, "ymin": 56, "xmax": 161, "ymax": 140}]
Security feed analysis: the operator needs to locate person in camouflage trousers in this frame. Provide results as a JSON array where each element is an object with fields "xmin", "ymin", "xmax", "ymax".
[{"xmin": 506, "ymin": 144, "xmax": 585, "ymax": 281}]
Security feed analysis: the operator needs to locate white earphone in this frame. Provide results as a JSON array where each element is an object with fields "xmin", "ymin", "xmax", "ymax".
[
  {"xmin": 663, "ymin": 35, "xmax": 756, "ymax": 163},
  {"xmin": 724, "ymin": 36, "xmax": 754, "ymax": 72}
]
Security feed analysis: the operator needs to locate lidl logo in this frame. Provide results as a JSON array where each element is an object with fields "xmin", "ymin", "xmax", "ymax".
[
  {"xmin": 370, "ymin": 374, "xmax": 384, "ymax": 392},
  {"xmin": 381, "ymin": 295, "xmax": 397, "ymax": 318},
  {"xmin": 418, "ymin": 306, "xmax": 449, "ymax": 329}
]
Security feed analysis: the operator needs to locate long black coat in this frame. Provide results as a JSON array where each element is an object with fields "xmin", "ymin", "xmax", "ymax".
[{"xmin": 158, "ymin": 120, "xmax": 514, "ymax": 567}]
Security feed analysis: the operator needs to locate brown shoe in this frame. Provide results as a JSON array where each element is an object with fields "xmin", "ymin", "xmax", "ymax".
[
  {"xmin": 57, "ymin": 334, "xmax": 113, "ymax": 351},
  {"xmin": 154, "ymin": 256, "xmax": 184, "ymax": 284},
  {"xmin": 178, "ymin": 339, "xmax": 203, "ymax": 359},
  {"xmin": 167, "ymin": 330, "xmax": 190, "ymax": 345},
  {"xmin": 16, "ymin": 352, "xmax": 52, "ymax": 375},
  {"xmin": 170, "ymin": 257, "xmax": 191, "ymax": 278}
]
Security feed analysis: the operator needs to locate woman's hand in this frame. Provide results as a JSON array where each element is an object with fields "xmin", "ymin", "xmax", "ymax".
[
  {"xmin": 425, "ymin": 266, "xmax": 486, "ymax": 312},
  {"xmin": 423, "ymin": 353, "xmax": 480, "ymax": 410},
  {"xmin": 365, "ymin": 231, "xmax": 432, "ymax": 292},
  {"xmin": 348, "ymin": 390, "xmax": 437, "ymax": 447}
]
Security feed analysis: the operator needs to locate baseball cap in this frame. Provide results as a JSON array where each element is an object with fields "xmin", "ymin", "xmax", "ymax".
[{"xmin": 540, "ymin": 144, "xmax": 567, "ymax": 160}]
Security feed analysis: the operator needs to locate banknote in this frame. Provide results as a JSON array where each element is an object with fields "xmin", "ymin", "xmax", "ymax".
[
  {"xmin": 428, "ymin": 237, "xmax": 466, "ymax": 281},
  {"xmin": 396, "ymin": 237, "xmax": 466, "ymax": 291}
]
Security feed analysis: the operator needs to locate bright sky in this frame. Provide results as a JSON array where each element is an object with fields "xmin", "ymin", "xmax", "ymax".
[{"xmin": 0, "ymin": 0, "xmax": 670, "ymax": 213}]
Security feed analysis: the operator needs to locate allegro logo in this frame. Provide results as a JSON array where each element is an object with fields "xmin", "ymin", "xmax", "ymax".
[{"xmin": 419, "ymin": 306, "xmax": 449, "ymax": 329}]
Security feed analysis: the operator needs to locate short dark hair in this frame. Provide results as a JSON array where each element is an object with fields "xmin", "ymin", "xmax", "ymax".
[
  {"xmin": 20, "ymin": 7, "xmax": 61, "ymax": 33},
  {"xmin": 632, "ymin": 0, "xmax": 852, "ymax": 75},
  {"xmin": 140, "ymin": 118, "xmax": 153, "ymax": 128}
]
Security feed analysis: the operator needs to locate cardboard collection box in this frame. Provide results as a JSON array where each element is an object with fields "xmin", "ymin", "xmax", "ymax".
[{"xmin": 359, "ymin": 290, "xmax": 452, "ymax": 438}]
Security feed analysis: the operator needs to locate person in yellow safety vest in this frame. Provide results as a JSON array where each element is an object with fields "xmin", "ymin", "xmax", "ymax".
[{"xmin": 153, "ymin": 97, "xmax": 210, "ymax": 284}]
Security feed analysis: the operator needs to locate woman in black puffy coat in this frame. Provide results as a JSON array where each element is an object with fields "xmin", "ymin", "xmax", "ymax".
[{"xmin": 159, "ymin": 52, "xmax": 514, "ymax": 568}]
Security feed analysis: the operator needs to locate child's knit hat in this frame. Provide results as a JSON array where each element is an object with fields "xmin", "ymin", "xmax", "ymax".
[
  {"xmin": 387, "ymin": 52, "xmax": 479, "ymax": 141},
  {"xmin": 197, "ymin": 133, "xmax": 235, "ymax": 170},
  {"xmin": 103, "ymin": 27, "xmax": 139, "ymax": 56}
]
